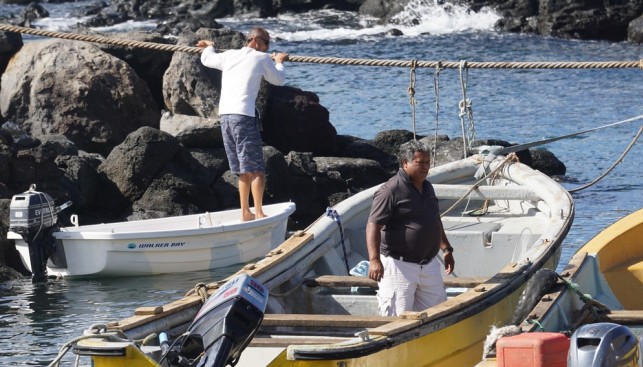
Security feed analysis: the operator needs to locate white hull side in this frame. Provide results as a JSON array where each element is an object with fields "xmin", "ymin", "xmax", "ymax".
[{"xmin": 11, "ymin": 202, "xmax": 295, "ymax": 277}]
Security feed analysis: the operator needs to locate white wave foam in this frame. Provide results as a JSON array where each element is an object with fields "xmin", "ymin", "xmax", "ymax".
[
  {"xmin": 21, "ymin": 0, "xmax": 500, "ymax": 41},
  {"xmin": 218, "ymin": 3, "xmax": 500, "ymax": 41},
  {"xmin": 31, "ymin": 17, "xmax": 93, "ymax": 32},
  {"xmin": 391, "ymin": 0, "xmax": 501, "ymax": 35},
  {"xmin": 89, "ymin": 20, "xmax": 158, "ymax": 33},
  {"xmin": 31, "ymin": 18, "xmax": 158, "ymax": 33}
]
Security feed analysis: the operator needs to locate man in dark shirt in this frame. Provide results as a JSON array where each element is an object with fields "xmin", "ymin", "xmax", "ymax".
[{"xmin": 366, "ymin": 140, "xmax": 455, "ymax": 316}]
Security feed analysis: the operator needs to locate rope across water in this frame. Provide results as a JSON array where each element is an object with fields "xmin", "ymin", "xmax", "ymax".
[{"xmin": 1, "ymin": 23, "xmax": 642, "ymax": 69}]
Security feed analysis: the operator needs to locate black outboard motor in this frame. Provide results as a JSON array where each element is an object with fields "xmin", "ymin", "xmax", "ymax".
[
  {"xmin": 167, "ymin": 273, "xmax": 269, "ymax": 367},
  {"xmin": 568, "ymin": 322, "xmax": 641, "ymax": 367},
  {"xmin": 8, "ymin": 185, "xmax": 72, "ymax": 282}
]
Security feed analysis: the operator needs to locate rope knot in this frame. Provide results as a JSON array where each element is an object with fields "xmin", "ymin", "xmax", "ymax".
[
  {"xmin": 325, "ymin": 207, "xmax": 340, "ymax": 223},
  {"xmin": 407, "ymin": 86, "xmax": 415, "ymax": 98},
  {"xmin": 88, "ymin": 324, "xmax": 109, "ymax": 334},
  {"xmin": 196, "ymin": 282, "xmax": 209, "ymax": 302},
  {"xmin": 458, "ymin": 98, "xmax": 472, "ymax": 117},
  {"xmin": 185, "ymin": 282, "xmax": 210, "ymax": 302},
  {"xmin": 410, "ymin": 59, "xmax": 417, "ymax": 71}
]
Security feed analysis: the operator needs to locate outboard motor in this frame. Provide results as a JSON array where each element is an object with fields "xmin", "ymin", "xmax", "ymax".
[
  {"xmin": 8, "ymin": 185, "xmax": 71, "ymax": 282},
  {"xmin": 568, "ymin": 322, "xmax": 641, "ymax": 367},
  {"xmin": 166, "ymin": 273, "xmax": 269, "ymax": 367}
]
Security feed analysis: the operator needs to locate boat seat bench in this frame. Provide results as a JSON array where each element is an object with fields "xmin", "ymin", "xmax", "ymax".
[
  {"xmin": 304, "ymin": 275, "xmax": 488, "ymax": 290},
  {"xmin": 262, "ymin": 313, "xmax": 398, "ymax": 328},
  {"xmin": 249, "ymin": 336, "xmax": 352, "ymax": 347},
  {"xmin": 256, "ymin": 314, "xmax": 399, "ymax": 343}
]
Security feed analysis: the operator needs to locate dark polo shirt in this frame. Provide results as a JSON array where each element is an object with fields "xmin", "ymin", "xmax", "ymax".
[{"xmin": 368, "ymin": 169, "xmax": 442, "ymax": 263}]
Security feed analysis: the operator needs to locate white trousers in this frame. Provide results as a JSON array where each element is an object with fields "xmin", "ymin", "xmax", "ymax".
[{"xmin": 377, "ymin": 254, "xmax": 447, "ymax": 316}]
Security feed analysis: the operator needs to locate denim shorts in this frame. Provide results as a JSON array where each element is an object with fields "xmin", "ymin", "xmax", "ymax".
[{"xmin": 220, "ymin": 114, "xmax": 265, "ymax": 174}]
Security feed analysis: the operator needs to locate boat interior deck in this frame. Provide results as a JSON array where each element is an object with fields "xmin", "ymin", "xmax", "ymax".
[
  {"xmin": 603, "ymin": 257, "xmax": 643, "ymax": 310},
  {"xmin": 250, "ymin": 274, "xmax": 490, "ymax": 347}
]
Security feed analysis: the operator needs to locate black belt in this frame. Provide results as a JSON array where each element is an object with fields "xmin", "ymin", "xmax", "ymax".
[{"xmin": 387, "ymin": 253, "xmax": 431, "ymax": 265}]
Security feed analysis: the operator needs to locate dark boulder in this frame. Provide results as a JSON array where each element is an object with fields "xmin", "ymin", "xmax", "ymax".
[
  {"xmin": 0, "ymin": 40, "xmax": 160, "ymax": 156},
  {"xmin": 0, "ymin": 30, "xmax": 23, "ymax": 75},
  {"xmin": 154, "ymin": 6, "xmax": 225, "ymax": 36},
  {"xmin": 529, "ymin": 148, "xmax": 566, "ymax": 176},
  {"xmin": 336, "ymin": 135, "xmax": 399, "ymax": 174},
  {"xmin": 372, "ymin": 129, "xmax": 419, "ymax": 156},
  {"xmin": 263, "ymin": 85, "xmax": 338, "ymax": 156},
  {"xmin": 628, "ymin": 15, "xmax": 643, "ymax": 43},
  {"xmin": 96, "ymin": 127, "xmax": 182, "ymax": 213},
  {"xmin": 186, "ymin": 147, "xmax": 229, "ymax": 185},
  {"xmin": 263, "ymin": 146, "xmax": 292, "ymax": 205},
  {"xmin": 160, "ymin": 112, "xmax": 223, "ymax": 148},
  {"xmin": 424, "ymin": 137, "xmax": 467, "ymax": 166},
  {"xmin": 0, "ymin": 198, "xmax": 29, "ymax": 277},
  {"xmin": 96, "ymin": 126, "xmax": 225, "ymax": 220},
  {"xmin": 128, "ymin": 164, "xmax": 219, "ymax": 220},
  {"xmin": 285, "ymin": 151, "xmax": 326, "ymax": 225},
  {"xmin": 276, "ymin": 0, "xmax": 364, "ymax": 12},
  {"xmin": 0, "ymin": 142, "xmax": 12, "ymax": 185},
  {"xmin": 314, "ymin": 156, "xmax": 391, "ymax": 192},
  {"xmin": 54, "ymin": 153, "xmax": 103, "ymax": 215},
  {"xmin": 212, "ymin": 170, "xmax": 242, "ymax": 210},
  {"xmin": 5, "ymin": 138, "xmax": 77, "ymax": 203},
  {"xmin": 162, "ymin": 28, "xmax": 246, "ymax": 118},
  {"xmin": 359, "ymin": 0, "xmax": 406, "ymax": 19},
  {"xmin": 79, "ymin": 0, "xmax": 133, "ymax": 28},
  {"xmin": 20, "ymin": 3, "xmax": 48, "ymax": 27},
  {"xmin": 359, "ymin": 0, "xmax": 643, "ymax": 43},
  {"xmin": 95, "ymin": 31, "xmax": 176, "ymax": 109},
  {"xmin": 489, "ymin": 0, "xmax": 643, "ymax": 41}
]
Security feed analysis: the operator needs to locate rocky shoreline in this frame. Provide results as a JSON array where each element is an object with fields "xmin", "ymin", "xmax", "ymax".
[
  {"xmin": 1, "ymin": 0, "xmax": 642, "ymax": 43},
  {"xmin": 0, "ymin": 27, "xmax": 568, "ymax": 281}
]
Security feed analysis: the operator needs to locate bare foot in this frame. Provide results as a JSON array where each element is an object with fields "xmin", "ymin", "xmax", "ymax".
[
  {"xmin": 255, "ymin": 212, "xmax": 267, "ymax": 219},
  {"xmin": 242, "ymin": 211, "xmax": 256, "ymax": 221}
]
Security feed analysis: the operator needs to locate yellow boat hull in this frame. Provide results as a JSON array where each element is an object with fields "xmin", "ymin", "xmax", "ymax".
[{"xmin": 477, "ymin": 208, "xmax": 643, "ymax": 367}]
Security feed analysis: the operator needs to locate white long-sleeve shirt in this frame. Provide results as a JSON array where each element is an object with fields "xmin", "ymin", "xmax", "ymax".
[{"xmin": 200, "ymin": 46, "xmax": 285, "ymax": 117}]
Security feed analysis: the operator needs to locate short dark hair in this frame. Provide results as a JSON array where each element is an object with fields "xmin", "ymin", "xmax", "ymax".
[
  {"xmin": 247, "ymin": 27, "xmax": 269, "ymax": 43},
  {"xmin": 399, "ymin": 140, "xmax": 430, "ymax": 165}
]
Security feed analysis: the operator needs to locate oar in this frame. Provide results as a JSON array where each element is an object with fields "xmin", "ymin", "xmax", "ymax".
[{"xmin": 488, "ymin": 114, "xmax": 643, "ymax": 155}]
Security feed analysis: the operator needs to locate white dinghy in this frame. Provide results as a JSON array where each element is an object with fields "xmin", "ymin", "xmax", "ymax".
[{"xmin": 8, "ymin": 198, "xmax": 296, "ymax": 278}]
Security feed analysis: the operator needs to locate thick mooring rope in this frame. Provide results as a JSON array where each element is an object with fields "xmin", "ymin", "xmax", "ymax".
[
  {"xmin": 1, "ymin": 23, "xmax": 642, "ymax": 69},
  {"xmin": 568, "ymin": 123, "xmax": 643, "ymax": 193}
]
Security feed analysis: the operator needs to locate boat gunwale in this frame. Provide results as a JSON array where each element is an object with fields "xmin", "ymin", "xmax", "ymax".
[{"xmin": 518, "ymin": 251, "xmax": 590, "ymax": 333}]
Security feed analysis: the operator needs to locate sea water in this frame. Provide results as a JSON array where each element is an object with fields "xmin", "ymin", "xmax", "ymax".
[{"xmin": 0, "ymin": 1, "xmax": 642, "ymax": 365}]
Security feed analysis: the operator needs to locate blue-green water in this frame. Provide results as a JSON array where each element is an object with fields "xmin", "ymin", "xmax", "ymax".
[{"xmin": 0, "ymin": 3, "xmax": 642, "ymax": 365}]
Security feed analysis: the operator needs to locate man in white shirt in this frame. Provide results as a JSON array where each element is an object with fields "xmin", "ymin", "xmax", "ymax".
[{"xmin": 197, "ymin": 28, "xmax": 289, "ymax": 221}]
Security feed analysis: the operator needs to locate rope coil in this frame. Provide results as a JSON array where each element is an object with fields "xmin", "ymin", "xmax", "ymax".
[{"xmin": 440, "ymin": 154, "xmax": 519, "ymax": 217}]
